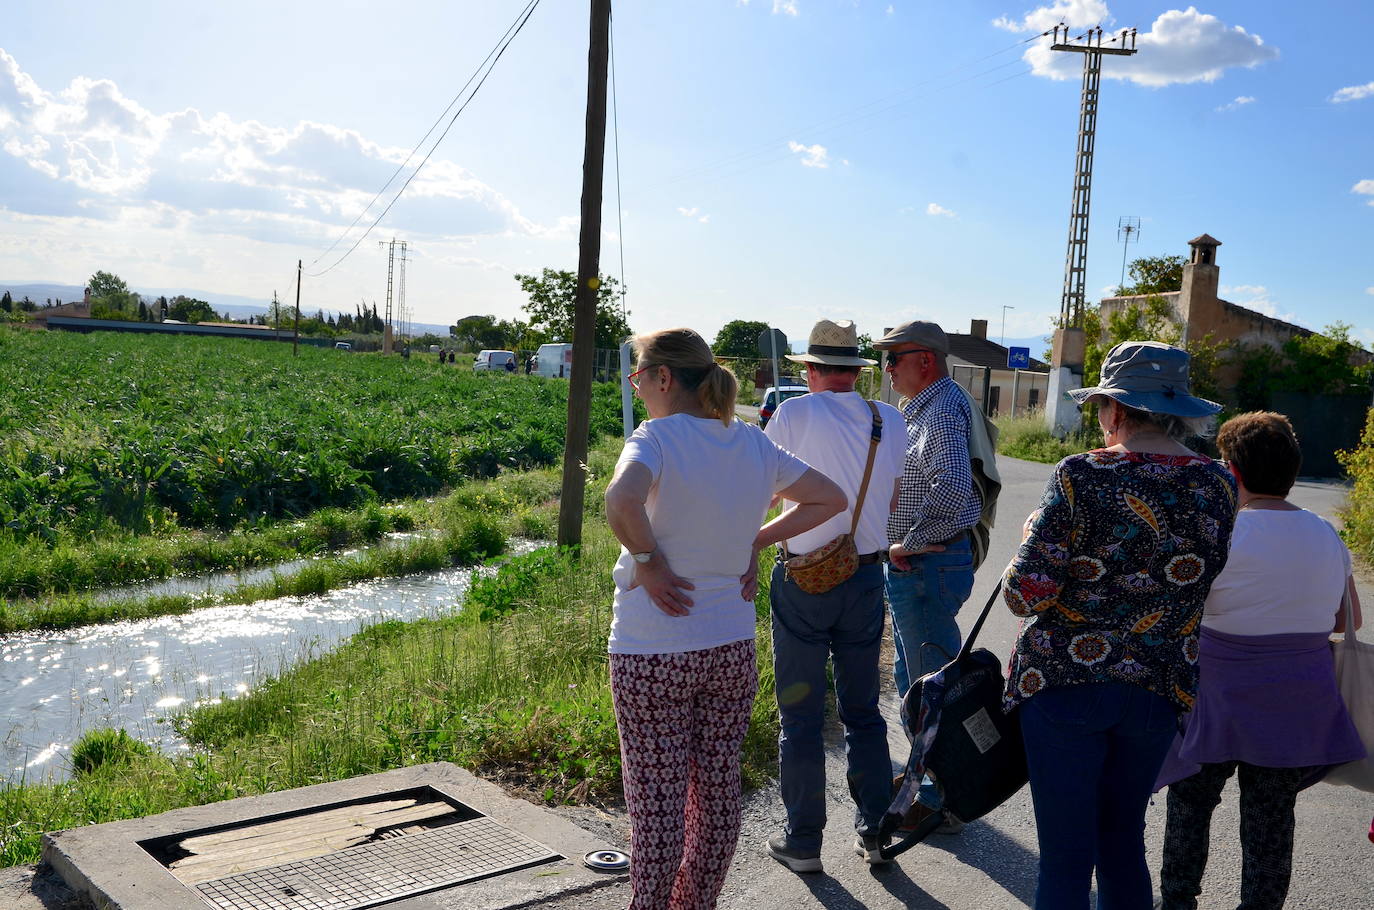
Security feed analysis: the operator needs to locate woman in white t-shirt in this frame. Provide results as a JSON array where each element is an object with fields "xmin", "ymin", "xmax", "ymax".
[
  {"xmin": 1158, "ymin": 412, "xmax": 1365, "ymax": 910},
  {"xmin": 604, "ymin": 328, "xmax": 844, "ymax": 910}
]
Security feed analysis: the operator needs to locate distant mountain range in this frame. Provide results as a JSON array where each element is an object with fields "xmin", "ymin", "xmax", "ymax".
[{"xmin": 0, "ymin": 280, "xmax": 452, "ymax": 336}]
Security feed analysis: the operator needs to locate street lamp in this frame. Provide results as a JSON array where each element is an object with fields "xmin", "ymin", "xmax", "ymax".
[{"xmin": 1001, "ymin": 305, "xmax": 1015, "ymax": 347}]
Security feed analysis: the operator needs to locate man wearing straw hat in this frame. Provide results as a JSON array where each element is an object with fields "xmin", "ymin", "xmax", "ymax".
[{"xmin": 762, "ymin": 318, "xmax": 907, "ymax": 872}]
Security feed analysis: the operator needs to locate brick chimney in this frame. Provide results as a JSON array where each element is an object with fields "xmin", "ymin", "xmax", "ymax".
[
  {"xmin": 1178, "ymin": 234, "xmax": 1221, "ymax": 345},
  {"xmin": 970, "ymin": 319, "xmax": 988, "ymax": 340}
]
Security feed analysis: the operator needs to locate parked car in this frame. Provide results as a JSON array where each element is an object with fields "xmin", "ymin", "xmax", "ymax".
[
  {"xmin": 473, "ymin": 350, "xmax": 516, "ymax": 372},
  {"xmin": 533, "ymin": 342, "xmax": 574, "ymax": 378},
  {"xmin": 334, "ymin": 341, "xmax": 352, "ymax": 351},
  {"xmin": 758, "ymin": 385, "xmax": 809, "ymax": 429}
]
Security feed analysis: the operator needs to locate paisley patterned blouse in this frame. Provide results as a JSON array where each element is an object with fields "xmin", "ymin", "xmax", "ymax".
[{"xmin": 1003, "ymin": 450, "xmax": 1237, "ymax": 713}]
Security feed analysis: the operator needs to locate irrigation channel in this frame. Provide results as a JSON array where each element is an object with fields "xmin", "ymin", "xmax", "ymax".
[{"xmin": 0, "ymin": 538, "xmax": 541, "ymax": 783}]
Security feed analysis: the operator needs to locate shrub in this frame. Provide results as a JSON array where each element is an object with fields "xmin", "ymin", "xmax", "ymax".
[
  {"xmin": 70, "ymin": 728, "xmax": 152, "ymax": 776},
  {"xmin": 1338, "ymin": 407, "xmax": 1374, "ymax": 564},
  {"xmin": 464, "ymin": 547, "xmax": 579, "ymax": 621}
]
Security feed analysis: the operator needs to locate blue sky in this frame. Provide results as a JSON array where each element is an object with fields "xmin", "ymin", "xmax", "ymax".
[{"xmin": 1, "ymin": 1, "xmax": 1370, "ymax": 348}]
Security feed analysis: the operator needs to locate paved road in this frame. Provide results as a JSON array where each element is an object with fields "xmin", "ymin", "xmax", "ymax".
[{"xmin": 549, "ymin": 455, "xmax": 1374, "ymax": 910}]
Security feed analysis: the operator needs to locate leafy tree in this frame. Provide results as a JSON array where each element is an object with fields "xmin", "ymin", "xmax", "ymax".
[
  {"xmin": 88, "ymin": 270, "xmax": 130, "ymax": 300},
  {"xmin": 18, "ymin": 296, "xmax": 35, "ymax": 312},
  {"xmin": 0, "ymin": 291, "xmax": 11, "ymax": 313},
  {"xmin": 167, "ymin": 296, "xmax": 217, "ymax": 323},
  {"xmin": 1116, "ymin": 255, "xmax": 1185, "ymax": 296},
  {"xmin": 1234, "ymin": 323, "xmax": 1374, "ymax": 408},
  {"xmin": 514, "ymin": 269, "xmax": 630, "ymax": 350},
  {"xmin": 712, "ymin": 320, "xmax": 771, "ymax": 357}
]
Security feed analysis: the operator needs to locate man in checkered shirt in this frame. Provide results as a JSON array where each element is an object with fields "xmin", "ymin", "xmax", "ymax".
[{"xmin": 873, "ymin": 319, "xmax": 982, "ymax": 832}]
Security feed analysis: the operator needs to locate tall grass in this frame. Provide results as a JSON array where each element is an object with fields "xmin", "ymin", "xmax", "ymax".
[
  {"xmin": 0, "ymin": 467, "xmax": 561, "ymax": 633},
  {"xmin": 993, "ymin": 410, "xmax": 1099, "ymax": 464},
  {"xmin": 0, "ymin": 442, "xmax": 783, "ymax": 866}
]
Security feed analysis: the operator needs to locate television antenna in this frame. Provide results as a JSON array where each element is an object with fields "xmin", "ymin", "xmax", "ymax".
[{"xmin": 1117, "ymin": 216, "xmax": 1141, "ymax": 292}]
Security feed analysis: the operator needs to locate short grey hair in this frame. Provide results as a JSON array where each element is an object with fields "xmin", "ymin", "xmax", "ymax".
[{"xmin": 1102, "ymin": 398, "xmax": 1216, "ymax": 440}]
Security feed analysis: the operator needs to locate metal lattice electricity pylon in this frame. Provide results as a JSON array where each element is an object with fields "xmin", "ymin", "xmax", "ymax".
[
  {"xmin": 378, "ymin": 238, "xmax": 407, "ymax": 351},
  {"xmin": 1053, "ymin": 25, "xmax": 1137, "ymax": 329}
]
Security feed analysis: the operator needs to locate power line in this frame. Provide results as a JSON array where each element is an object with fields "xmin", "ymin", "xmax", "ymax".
[
  {"xmin": 307, "ymin": 0, "xmax": 544, "ymax": 277},
  {"xmin": 308, "ymin": 0, "xmax": 538, "ymax": 271}
]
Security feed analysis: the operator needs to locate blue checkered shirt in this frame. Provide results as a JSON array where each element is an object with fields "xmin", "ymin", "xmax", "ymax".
[{"xmin": 887, "ymin": 376, "xmax": 981, "ymax": 551}]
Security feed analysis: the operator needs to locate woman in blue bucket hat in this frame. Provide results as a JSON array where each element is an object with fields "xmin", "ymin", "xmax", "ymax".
[{"xmin": 1001, "ymin": 341, "xmax": 1238, "ymax": 909}]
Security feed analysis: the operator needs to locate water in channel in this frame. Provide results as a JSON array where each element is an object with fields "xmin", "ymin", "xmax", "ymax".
[{"xmin": 0, "ymin": 544, "xmax": 535, "ymax": 784}]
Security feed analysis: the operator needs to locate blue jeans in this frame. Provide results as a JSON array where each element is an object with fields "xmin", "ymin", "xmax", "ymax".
[
  {"xmin": 770, "ymin": 561, "xmax": 891, "ymax": 850},
  {"xmin": 885, "ymin": 533, "xmax": 975, "ymax": 699},
  {"xmin": 1020, "ymin": 682, "xmax": 1179, "ymax": 910}
]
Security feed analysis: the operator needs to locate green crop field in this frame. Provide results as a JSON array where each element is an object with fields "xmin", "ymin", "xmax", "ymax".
[{"xmin": 0, "ymin": 327, "xmax": 626, "ymax": 598}]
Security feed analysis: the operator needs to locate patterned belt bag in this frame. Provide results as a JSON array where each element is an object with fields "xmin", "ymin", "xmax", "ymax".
[{"xmin": 783, "ymin": 401, "xmax": 881, "ymax": 595}]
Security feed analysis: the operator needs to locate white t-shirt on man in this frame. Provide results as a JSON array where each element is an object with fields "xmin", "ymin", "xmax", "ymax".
[
  {"xmin": 764, "ymin": 390, "xmax": 905, "ymax": 556},
  {"xmin": 610, "ymin": 414, "xmax": 810, "ymax": 655},
  {"xmin": 1202, "ymin": 508, "xmax": 1352, "ymax": 636}
]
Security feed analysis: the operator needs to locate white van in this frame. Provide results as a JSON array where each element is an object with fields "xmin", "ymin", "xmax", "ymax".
[
  {"xmin": 473, "ymin": 350, "xmax": 516, "ymax": 372},
  {"xmin": 534, "ymin": 343, "xmax": 574, "ymax": 379}
]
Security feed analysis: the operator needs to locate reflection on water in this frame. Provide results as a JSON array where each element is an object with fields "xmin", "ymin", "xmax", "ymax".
[{"xmin": 0, "ymin": 542, "xmax": 534, "ymax": 783}]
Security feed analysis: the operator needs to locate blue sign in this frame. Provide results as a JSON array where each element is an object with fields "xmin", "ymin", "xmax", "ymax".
[{"xmin": 1007, "ymin": 346, "xmax": 1031, "ymax": 370}]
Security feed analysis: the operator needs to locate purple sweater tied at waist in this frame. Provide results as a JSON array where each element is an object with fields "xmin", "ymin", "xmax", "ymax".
[{"xmin": 1155, "ymin": 625, "xmax": 1366, "ymax": 790}]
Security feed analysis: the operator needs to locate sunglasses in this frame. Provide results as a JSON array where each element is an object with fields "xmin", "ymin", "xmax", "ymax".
[{"xmin": 885, "ymin": 347, "xmax": 934, "ymax": 367}]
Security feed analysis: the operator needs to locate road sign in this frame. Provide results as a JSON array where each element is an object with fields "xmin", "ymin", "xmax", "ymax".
[
  {"xmin": 1007, "ymin": 346, "xmax": 1031, "ymax": 370},
  {"xmin": 757, "ymin": 328, "xmax": 787, "ymax": 358}
]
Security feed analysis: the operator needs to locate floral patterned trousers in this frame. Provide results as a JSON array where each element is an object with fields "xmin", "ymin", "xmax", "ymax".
[{"xmin": 609, "ymin": 639, "xmax": 757, "ymax": 910}]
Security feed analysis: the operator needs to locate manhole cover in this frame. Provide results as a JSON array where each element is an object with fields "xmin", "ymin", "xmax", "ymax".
[{"xmin": 192, "ymin": 817, "xmax": 560, "ymax": 910}]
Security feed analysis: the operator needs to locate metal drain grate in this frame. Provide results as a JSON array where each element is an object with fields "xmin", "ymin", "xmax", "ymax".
[{"xmin": 192, "ymin": 816, "xmax": 561, "ymax": 910}]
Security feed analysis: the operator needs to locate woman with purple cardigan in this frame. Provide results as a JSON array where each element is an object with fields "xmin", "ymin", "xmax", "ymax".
[{"xmin": 1156, "ymin": 411, "xmax": 1366, "ymax": 910}]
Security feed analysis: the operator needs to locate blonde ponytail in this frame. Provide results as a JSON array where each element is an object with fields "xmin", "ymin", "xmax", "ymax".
[{"xmin": 697, "ymin": 362, "xmax": 738, "ymax": 426}]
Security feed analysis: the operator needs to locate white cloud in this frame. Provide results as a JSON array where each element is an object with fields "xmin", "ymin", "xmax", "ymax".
[
  {"xmin": 994, "ymin": 0, "xmax": 1108, "ymax": 34},
  {"xmin": 926, "ymin": 202, "xmax": 955, "ymax": 217},
  {"xmin": 887, "ymin": 5, "xmax": 895, "ymax": 14},
  {"xmin": 1221, "ymin": 284, "xmax": 1295, "ymax": 322},
  {"xmin": 1019, "ymin": 6, "xmax": 1280, "ymax": 88},
  {"xmin": 1354, "ymin": 179, "xmax": 1374, "ymax": 205},
  {"xmin": 787, "ymin": 141, "xmax": 829, "ymax": 168},
  {"xmin": 1331, "ymin": 81, "xmax": 1374, "ymax": 104},
  {"xmin": 677, "ymin": 206, "xmax": 699, "ymax": 217},
  {"xmin": 0, "ymin": 48, "xmax": 549, "ymax": 252},
  {"xmin": 698, "ymin": 214, "xmax": 711, "ymax": 224},
  {"xmin": 1215, "ymin": 95, "xmax": 1255, "ymax": 112},
  {"xmin": 1366, "ymin": 287, "xmax": 1374, "ymax": 296},
  {"xmin": 773, "ymin": 0, "xmax": 799, "ymax": 15}
]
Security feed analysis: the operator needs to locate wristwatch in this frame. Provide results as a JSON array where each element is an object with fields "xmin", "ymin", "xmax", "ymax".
[{"xmin": 631, "ymin": 549, "xmax": 655, "ymax": 564}]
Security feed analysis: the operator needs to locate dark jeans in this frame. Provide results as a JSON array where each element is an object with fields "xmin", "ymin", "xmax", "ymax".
[
  {"xmin": 1160, "ymin": 761, "xmax": 1317, "ymax": 910},
  {"xmin": 1020, "ymin": 682, "xmax": 1178, "ymax": 910},
  {"xmin": 770, "ymin": 561, "xmax": 891, "ymax": 851}
]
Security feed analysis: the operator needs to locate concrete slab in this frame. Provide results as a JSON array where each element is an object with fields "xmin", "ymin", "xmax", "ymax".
[{"xmin": 42, "ymin": 762, "xmax": 625, "ymax": 910}]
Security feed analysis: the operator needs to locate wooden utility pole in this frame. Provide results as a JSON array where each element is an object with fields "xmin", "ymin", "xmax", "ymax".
[
  {"xmin": 293, "ymin": 259, "xmax": 302, "ymax": 357},
  {"xmin": 557, "ymin": 0, "xmax": 612, "ymax": 549}
]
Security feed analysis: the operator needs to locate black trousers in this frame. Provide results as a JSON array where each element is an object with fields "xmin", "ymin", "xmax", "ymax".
[{"xmin": 1159, "ymin": 760, "xmax": 1319, "ymax": 910}]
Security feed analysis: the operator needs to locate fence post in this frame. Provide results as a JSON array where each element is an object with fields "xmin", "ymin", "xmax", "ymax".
[{"xmin": 620, "ymin": 342, "xmax": 634, "ymax": 439}]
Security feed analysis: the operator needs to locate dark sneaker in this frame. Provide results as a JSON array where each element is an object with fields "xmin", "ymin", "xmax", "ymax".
[
  {"xmin": 853, "ymin": 834, "xmax": 891, "ymax": 865},
  {"xmin": 766, "ymin": 836, "xmax": 822, "ymax": 873}
]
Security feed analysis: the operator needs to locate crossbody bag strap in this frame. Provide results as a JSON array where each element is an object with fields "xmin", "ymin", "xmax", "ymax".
[{"xmin": 848, "ymin": 400, "xmax": 883, "ymax": 538}]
